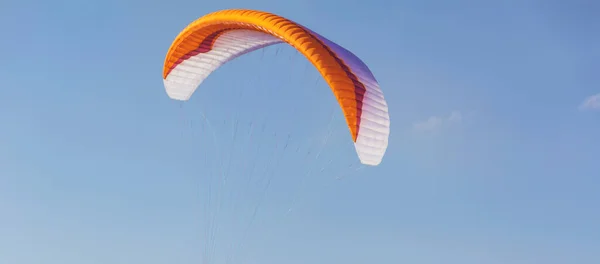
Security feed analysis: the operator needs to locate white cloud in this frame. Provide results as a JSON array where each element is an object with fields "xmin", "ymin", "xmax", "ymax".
[
  {"xmin": 413, "ymin": 111, "xmax": 462, "ymax": 132},
  {"xmin": 579, "ymin": 93, "xmax": 600, "ymax": 111},
  {"xmin": 448, "ymin": 111, "xmax": 463, "ymax": 122}
]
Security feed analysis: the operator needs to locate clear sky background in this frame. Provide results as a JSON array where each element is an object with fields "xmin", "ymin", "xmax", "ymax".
[{"xmin": 1, "ymin": 0, "xmax": 599, "ymax": 264}]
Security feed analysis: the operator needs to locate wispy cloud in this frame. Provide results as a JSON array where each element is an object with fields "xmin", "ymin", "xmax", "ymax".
[
  {"xmin": 579, "ymin": 93, "xmax": 600, "ymax": 111},
  {"xmin": 413, "ymin": 111, "xmax": 462, "ymax": 132}
]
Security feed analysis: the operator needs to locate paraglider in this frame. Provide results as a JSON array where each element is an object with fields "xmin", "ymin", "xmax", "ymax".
[{"xmin": 162, "ymin": 9, "xmax": 390, "ymax": 165}]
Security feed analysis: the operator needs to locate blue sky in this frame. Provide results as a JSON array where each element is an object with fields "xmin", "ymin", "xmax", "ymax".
[{"xmin": 1, "ymin": 0, "xmax": 599, "ymax": 263}]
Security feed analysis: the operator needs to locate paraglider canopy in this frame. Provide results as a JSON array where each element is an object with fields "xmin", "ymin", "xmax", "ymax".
[{"xmin": 162, "ymin": 9, "xmax": 390, "ymax": 166}]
